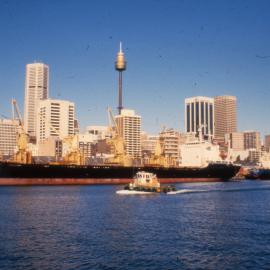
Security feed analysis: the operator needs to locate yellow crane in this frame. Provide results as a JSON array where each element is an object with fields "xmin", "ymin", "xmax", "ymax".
[
  {"xmin": 105, "ymin": 107, "xmax": 131, "ymax": 166},
  {"xmin": 62, "ymin": 135, "xmax": 85, "ymax": 165},
  {"xmin": 147, "ymin": 135, "xmax": 169, "ymax": 167},
  {"xmin": 11, "ymin": 99, "xmax": 32, "ymax": 164}
]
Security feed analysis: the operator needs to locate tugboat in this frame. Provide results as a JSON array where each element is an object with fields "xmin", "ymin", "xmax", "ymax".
[{"xmin": 116, "ymin": 171, "xmax": 176, "ymax": 195}]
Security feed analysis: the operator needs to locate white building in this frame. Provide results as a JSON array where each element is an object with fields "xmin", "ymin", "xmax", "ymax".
[
  {"xmin": 85, "ymin": 125, "xmax": 111, "ymax": 141},
  {"xmin": 36, "ymin": 99, "xmax": 75, "ymax": 143},
  {"xmin": 159, "ymin": 129, "xmax": 180, "ymax": 160},
  {"xmin": 185, "ymin": 96, "xmax": 214, "ymax": 138},
  {"xmin": 0, "ymin": 119, "xmax": 18, "ymax": 157},
  {"xmin": 24, "ymin": 62, "xmax": 49, "ymax": 140},
  {"xmin": 115, "ymin": 109, "xmax": 141, "ymax": 158}
]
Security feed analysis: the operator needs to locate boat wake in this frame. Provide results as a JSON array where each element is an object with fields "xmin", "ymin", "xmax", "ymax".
[
  {"xmin": 167, "ymin": 186, "xmax": 270, "ymax": 195},
  {"xmin": 167, "ymin": 189, "xmax": 207, "ymax": 195},
  {"xmin": 116, "ymin": 190, "xmax": 156, "ymax": 195}
]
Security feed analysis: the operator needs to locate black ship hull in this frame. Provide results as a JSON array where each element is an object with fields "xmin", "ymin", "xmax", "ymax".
[{"xmin": 0, "ymin": 162, "xmax": 240, "ymax": 185}]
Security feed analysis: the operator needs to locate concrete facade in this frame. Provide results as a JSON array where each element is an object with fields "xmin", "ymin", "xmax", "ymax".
[{"xmin": 24, "ymin": 63, "xmax": 49, "ymax": 139}]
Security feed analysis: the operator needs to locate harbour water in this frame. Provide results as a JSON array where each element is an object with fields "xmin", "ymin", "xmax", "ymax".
[{"xmin": 1, "ymin": 180, "xmax": 270, "ymax": 269}]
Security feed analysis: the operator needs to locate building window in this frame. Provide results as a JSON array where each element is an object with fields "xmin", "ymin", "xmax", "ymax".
[{"xmin": 210, "ymin": 104, "xmax": 213, "ymax": 135}]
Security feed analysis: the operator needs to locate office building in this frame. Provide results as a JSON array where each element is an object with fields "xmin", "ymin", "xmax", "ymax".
[
  {"xmin": 244, "ymin": 131, "xmax": 261, "ymax": 151},
  {"xmin": 185, "ymin": 96, "xmax": 214, "ymax": 138},
  {"xmin": 115, "ymin": 109, "xmax": 141, "ymax": 158},
  {"xmin": 0, "ymin": 119, "xmax": 18, "ymax": 157},
  {"xmin": 225, "ymin": 132, "xmax": 244, "ymax": 150},
  {"xmin": 214, "ymin": 95, "xmax": 237, "ymax": 142},
  {"xmin": 24, "ymin": 62, "xmax": 49, "ymax": 140},
  {"xmin": 36, "ymin": 99, "xmax": 75, "ymax": 143}
]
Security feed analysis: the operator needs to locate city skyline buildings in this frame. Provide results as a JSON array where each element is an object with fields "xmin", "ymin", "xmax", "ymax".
[
  {"xmin": 24, "ymin": 62, "xmax": 49, "ymax": 140},
  {"xmin": 214, "ymin": 95, "xmax": 237, "ymax": 142},
  {"xmin": 0, "ymin": 1, "xmax": 270, "ymax": 136},
  {"xmin": 185, "ymin": 96, "xmax": 214, "ymax": 138},
  {"xmin": 36, "ymin": 98, "xmax": 75, "ymax": 143},
  {"xmin": 115, "ymin": 109, "xmax": 141, "ymax": 158}
]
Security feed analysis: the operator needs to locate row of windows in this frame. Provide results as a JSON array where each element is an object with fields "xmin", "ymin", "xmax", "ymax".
[{"xmin": 186, "ymin": 102, "xmax": 213, "ymax": 134}]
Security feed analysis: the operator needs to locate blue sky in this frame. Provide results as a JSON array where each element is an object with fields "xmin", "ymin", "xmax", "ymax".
[{"xmin": 0, "ymin": 0, "xmax": 270, "ymax": 136}]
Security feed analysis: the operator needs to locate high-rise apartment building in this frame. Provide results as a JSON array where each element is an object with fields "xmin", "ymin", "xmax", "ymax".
[
  {"xmin": 24, "ymin": 62, "xmax": 49, "ymax": 140},
  {"xmin": 244, "ymin": 131, "xmax": 261, "ymax": 151},
  {"xmin": 214, "ymin": 95, "xmax": 237, "ymax": 142},
  {"xmin": 185, "ymin": 96, "xmax": 214, "ymax": 138},
  {"xmin": 0, "ymin": 119, "xmax": 19, "ymax": 156},
  {"xmin": 36, "ymin": 99, "xmax": 75, "ymax": 143},
  {"xmin": 115, "ymin": 109, "xmax": 141, "ymax": 158}
]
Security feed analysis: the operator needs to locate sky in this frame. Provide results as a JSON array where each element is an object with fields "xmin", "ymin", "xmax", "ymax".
[{"xmin": 0, "ymin": 0, "xmax": 270, "ymax": 136}]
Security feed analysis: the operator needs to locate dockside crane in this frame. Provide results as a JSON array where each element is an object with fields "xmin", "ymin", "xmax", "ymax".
[
  {"xmin": 106, "ymin": 107, "xmax": 131, "ymax": 166},
  {"xmin": 11, "ymin": 99, "xmax": 32, "ymax": 164},
  {"xmin": 147, "ymin": 135, "xmax": 169, "ymax": 167},
  {"xmin": 62, "ymin": 135, "xmax": 85, "ymax": 165}
]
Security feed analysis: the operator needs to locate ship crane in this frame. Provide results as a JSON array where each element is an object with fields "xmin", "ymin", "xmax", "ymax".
[
  {"xmin": 147, "ymin": 135, "xmax": 169, "ymax": 168},
  {"xmin": 62, "ymin": 135, "xmax": 85, "ymax": 165},
  {"xmin": 106, "ymin": 107, "xmax": 131, "ymax": 166},
  {"xmin": 11, "ymin": 99, "xmax": 32, "ymax": 164}
]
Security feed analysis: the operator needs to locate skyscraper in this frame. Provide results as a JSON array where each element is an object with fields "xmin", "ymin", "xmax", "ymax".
[
  {"xmin": 214, "ymin": 95, "xmax": 237, "ymax": 142},
  {"xmin": 185, "ymin": 96, "xmax": 214, "ymax": 138},
  {"xmin": 24, "ymin": 62, "xmax": 49, "ymax": 140},
  {"xmin": 115, "ymin": 109, "xmax": 141, "ymax": 158}
]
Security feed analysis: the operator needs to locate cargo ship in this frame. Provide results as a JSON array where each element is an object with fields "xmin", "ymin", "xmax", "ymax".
[
  {"xmin": 0, "ymin": 161, "xmax": 240, "ymax": 185},
  {"xmin": 0, "ymin": 112, "xmax": 240, "ymax": 185}
]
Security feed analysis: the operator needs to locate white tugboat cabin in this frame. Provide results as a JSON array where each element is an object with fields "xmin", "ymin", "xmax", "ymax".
[{"xmin": 129, "ymin": 171, "xmax": 161, "ymax": 191}]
